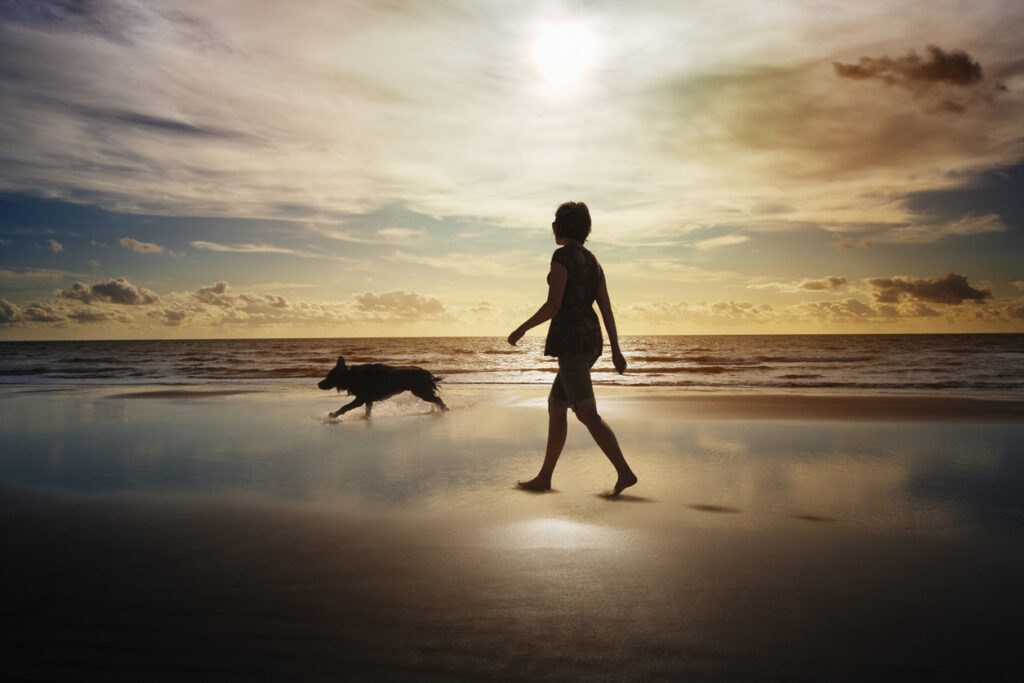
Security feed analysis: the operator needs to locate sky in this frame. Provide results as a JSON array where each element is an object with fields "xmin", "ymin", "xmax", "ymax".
[{"xmin": 1, "ymin": 0, "xmax": 1023, "ymax": 340}]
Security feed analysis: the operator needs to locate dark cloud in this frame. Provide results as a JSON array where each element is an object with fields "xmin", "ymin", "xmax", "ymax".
[
  {"xmin": 1009, "ymin": 304, "xmax": 1024, "ymax": 320},
  {"xmin": 799, "ymin": 276, "xmax": 847, "ymax": 291},
  {"xmin": 22, "ymin": 301, "xmax": 65, "ymax": 323},
  {"xmin": 0, "ymin": 297, "xmax": 22, "ymax": 323},
  {"xmin": 67, "ymin": 310, "xmax": 111, "ymax": 322},
  {"xmin": 833, "ymin": 45, "xmax": 985, "ymax": 88},
  {"xmin": 59, "ymin": 277, "xmax": 160, "ymax": 305},
  {"xmin": 868, "ymin": 273, "xmax": 991, "ymax": 304},
  {"xmin": 59, "ymin": 282, "xmax": 96, "ymax": 303},
  {"xmin": 832, "ymin": 45, "xmax": 1005, "ymax": 114}
]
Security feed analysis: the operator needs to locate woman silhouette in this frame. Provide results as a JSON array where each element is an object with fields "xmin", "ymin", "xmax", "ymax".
[{"xmin": 508, "ymin": 201, "xmax": 637, "ymax": 496}]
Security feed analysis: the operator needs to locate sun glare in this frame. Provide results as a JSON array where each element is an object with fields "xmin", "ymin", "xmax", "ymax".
[{"xmin": 531, "ymin": 21, "xmax": 596, "ymax": 89}]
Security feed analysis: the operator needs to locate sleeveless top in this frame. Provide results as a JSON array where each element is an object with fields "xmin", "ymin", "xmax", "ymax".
[{"xmin": 544, "ymin": 244, "xmax": 603, "ymax": 359}]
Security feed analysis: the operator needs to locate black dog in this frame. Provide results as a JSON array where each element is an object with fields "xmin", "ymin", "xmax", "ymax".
[{"xmin": 318, "ymin": 356, "xmax": 448, "ymax": 418}]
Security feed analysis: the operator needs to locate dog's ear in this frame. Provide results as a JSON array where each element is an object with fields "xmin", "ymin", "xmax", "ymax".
[{"xmin": 336, "ymin": 356, "xmax": 346, "ymax": 371}]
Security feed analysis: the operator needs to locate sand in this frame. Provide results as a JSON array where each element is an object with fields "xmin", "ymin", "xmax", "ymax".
[{"xmin": 2, "ymin": 385, "xmax": 1023, "ymax": 680}]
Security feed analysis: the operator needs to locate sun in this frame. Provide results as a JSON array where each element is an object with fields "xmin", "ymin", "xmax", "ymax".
[{"xmin": 531, "ymin": 21, "xmax": 596, "ymax": 89}]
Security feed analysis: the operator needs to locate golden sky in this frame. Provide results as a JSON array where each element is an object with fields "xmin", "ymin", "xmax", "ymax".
[{"xmin": 1, "ymin": 0, "xmax": 1023, "ymax": 339}]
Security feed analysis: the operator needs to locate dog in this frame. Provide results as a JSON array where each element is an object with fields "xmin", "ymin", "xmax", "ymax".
[{"xmin": 318, "ymin": 356, "xmax": 448, "ymax": 418}]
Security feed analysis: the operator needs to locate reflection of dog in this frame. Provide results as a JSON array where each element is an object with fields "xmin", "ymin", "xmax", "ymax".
[{"xmin": 318, "ymin": 356, "xmax": 448, "ymax": 418}]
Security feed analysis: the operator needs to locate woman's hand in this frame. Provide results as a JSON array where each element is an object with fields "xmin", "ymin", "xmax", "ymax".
[
  {"xmin": 507, "ymin": 327, "xmax": 525, "ymax": 346},
  {"xmin": 612, "ymin": 348, "xmax": 627, "ymax": 374}
]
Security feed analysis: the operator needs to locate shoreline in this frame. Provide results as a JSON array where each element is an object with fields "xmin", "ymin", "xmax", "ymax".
[{"xmin": 4, "ymin": 383, "xmax": 1022, "ymax": 421}]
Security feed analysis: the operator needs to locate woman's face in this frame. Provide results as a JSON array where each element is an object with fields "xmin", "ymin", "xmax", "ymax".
[{"xmin": 552, "ymin": 221, "xmax": 567, "ymax": 245}]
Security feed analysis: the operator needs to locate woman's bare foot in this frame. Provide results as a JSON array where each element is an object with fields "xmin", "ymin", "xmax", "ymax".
[
  {"xmin": 517, "ymin": 476, "xmax": 551, "ymax": 492},
  {"xmin": 609, "ymin": 471, "xmax": 638, "ymax": 497}
]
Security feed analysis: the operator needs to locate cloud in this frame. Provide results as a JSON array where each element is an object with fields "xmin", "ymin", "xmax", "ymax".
[
  {"xmin": 749, "ymin": 276, "xmax": 847, "ymax": 293},
  {"xmin": 47, "ymin": 238, "xmax": 63, "ymax": 252},
  {"xmin": 22, "ymin": 301, "xmax": 66, "ymax": 323},
  {"xmin": 833, "ymin": 234, "xmax": 874, "ymax": 250},
  {"xmin": 315, "ymin": 226, "xmax": 426, "ymax": 245},
  {"xmin": 625, "ymin": 299, "xmax": 774, "ymax": 325},
  {"xmin": 797, "ymin": 298, "xmax": 876, "ymax": 321},
  {"xmin": 833, "ymin": 45, "xmax": 1006, "ymax": 115},
  {"xmin": 59, "ymin": 277, "xmax": 160, "ymax": 305},
  {"xmin": 882, "ymin": 213, "xmax": 1007, "ymax": 243},
  {"xmin": 692, "ymin": 234, "xmax": 749, "ymax": 251},
  {"xmin": 195, "ymin": 281, "xmax": 235, "ymax": 307},
  {"xmin": 190, "ymin": 241, "xmax": 319, "ymax": 257},
  {"xmin": 241, "ymin": 294, "xmax": 288, "ymax": 309},
  {"xmin": 190, "ymin": 281, "xmax": 291, "ymax": 312},
  {"xmin": 1012, "ymin": 281, "xmax": 1024, "ymax": 291},
  {"xmin": 120, "ymin": 236, "xmax": 164, "ymax": 253},
  {"xmin": 867, "ymin": 272, "xmax": 991, "ymax": 304},
  {"xmin": 833, "ymin": 45, "xmax": 985, "ymax": 88},
  {"xmin": 799, "ymin": 276, "xmax": 847, "ymax": 291},
  {"xmin": 0, "ymin": 297, "xmax": 22, "ymax": 323},
  {"xmin": 354, "ymin": 291, "xmax": 446, "ymax": 319},
  {"xmin": 0, "ymin": 268, "xmax": 69, "ymax": 280},
  {"xmin": 67, "ymin": 309, "xmax": 117, "ymax": 323}
]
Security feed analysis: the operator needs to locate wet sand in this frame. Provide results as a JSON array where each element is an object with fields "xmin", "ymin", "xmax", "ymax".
[{"xmin": 2, "ymin": 386, "xmax": 1023, "ymax": 680}]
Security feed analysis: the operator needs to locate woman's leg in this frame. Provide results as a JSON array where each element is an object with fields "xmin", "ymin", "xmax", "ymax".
[
  {"xmin": 518, "ymin": 370, "xmax": 570, "ymax": 491},
  {"xmin": 518, "ymin": 402, "xmax": 568, "ymax": 491},
  {"xmin": 575, "ymin": 407, "xmax": 637, "ymax": 496}
]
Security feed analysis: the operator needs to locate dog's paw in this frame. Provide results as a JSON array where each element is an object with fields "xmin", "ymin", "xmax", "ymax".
[{"xmin": 328, "ymin": 411, "xmax": 341, "ymax": 419}]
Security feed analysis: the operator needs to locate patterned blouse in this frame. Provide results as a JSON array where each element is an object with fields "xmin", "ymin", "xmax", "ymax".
[{"xmin": 544, "ymin": 244, "xmax": 603, "ymax": 359}]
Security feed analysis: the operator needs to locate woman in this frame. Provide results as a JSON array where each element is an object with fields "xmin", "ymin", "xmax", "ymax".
[{"xmin": 507, "ymin": 201, "xmax": 637, "ymax": 496}]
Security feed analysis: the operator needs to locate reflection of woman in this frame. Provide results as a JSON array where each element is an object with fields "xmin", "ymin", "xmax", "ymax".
[{"xmin": 508, "ymin": 202, "xmax": 637, "ymax": 496}]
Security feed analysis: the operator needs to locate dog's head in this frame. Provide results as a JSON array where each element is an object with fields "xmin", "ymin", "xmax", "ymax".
[{"xmin": 318, "ymin": 356, "xmax": 348, "ymax": 392}]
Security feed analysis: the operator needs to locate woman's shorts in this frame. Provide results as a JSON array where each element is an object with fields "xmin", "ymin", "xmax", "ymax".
[{"xmin": 548, "ymin": 353, "xmax": 599, "ymax": 412}]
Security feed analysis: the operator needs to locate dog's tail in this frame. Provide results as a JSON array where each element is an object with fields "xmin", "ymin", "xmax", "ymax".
[{"xmin": 412, "ymin": 372, "xmax": 444, "ymax": 399}]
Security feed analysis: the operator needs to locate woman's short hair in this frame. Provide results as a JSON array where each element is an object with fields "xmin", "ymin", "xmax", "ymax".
[{"xmin": 553, "ymin": 201, "xmax": 591, "ymax": 243}]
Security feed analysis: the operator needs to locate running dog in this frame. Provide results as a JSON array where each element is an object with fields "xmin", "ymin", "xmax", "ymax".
[{"xmin": 318, "ymin": 356, "xmax": 448, "ymax": 418}]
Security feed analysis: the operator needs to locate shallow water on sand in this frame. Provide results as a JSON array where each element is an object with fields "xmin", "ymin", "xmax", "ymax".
[
  {"xmin": 3, "ymin": 386, "xmax": 1024, "ymax": 680},
  {"xmin": 2, "ymin": 385, "xmax": 1023, "ymax": 537}
]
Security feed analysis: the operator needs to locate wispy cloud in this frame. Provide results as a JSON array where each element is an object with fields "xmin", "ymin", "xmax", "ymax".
[
  {"xmin": 314, "ymin": 226, "xmax": 426, "ymax": 245},
  {"xmin": 692, "ymin": 234, "xmax": 749, "ymax": 251},
  {"xmin": 120, "ymin": 236, "xmax": 164, "ymax": 253},
  {"xmin": 190, "ymin": 241, "xmax": 319, "ymax": 257},
  {"xmin": 0, "ymin": 267, "xmax": 69, "ymax": 280},
  {"xmin": 47, "ymin": 238, "xmax": 63, "ymax": 252}
]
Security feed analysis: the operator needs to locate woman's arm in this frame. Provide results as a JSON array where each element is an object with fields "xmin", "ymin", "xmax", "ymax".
[
  {"xmin": 596, "ymin": 269, "xmax": 627, "ymax": 374},
  {"xmin": 507, "ymin": 262, "xmax": 566, "ymax": 346}
]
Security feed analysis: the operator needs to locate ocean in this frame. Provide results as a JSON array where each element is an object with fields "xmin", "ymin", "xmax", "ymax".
[{"xmin": 1, "ymin": 334, "xmax": 1022, "ymax": 396}]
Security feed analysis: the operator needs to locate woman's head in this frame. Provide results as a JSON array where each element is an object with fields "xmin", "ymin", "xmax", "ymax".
[{"xmin": 553, "ymin": 201, "xmax": 591, "ymax": 243}]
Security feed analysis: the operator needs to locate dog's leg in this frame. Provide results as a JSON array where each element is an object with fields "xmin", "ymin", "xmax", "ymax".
[
  {"xmin": 329, "ymin": 397, "xmax": 365, "ymax": 418},
  {"xmin": 364, "ymin": 402, "xmax": 373, "ymax": 418},
  {"xmin": 412, "ymin": 387, "xmax": 449, "ymax": 412}
]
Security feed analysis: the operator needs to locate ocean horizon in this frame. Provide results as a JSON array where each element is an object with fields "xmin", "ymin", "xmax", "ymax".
[{"xmin": 2, "ymin": 333, "xmax": 1022, "ymax": 396}]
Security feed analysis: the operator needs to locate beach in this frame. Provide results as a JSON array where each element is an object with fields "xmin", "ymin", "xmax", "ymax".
[{"xmin": 3, "ymin": 384, "xmax": 1024, "ymax": 680}]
